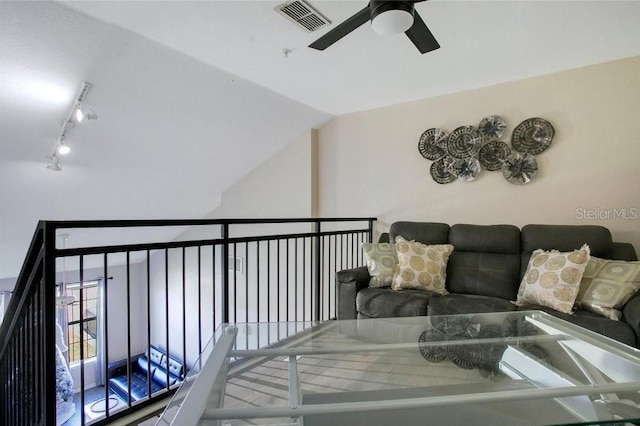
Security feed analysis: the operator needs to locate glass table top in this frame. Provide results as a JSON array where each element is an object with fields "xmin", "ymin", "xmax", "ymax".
[{"xmin": 158, "ymin": 311, "xmax": 640, "ymax": 425}]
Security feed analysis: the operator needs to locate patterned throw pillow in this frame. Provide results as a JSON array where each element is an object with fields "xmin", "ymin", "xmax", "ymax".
[
  {"xmin": 575, "ymin": 257, "xmax": 640, "ymax": 320},
  {"xmin": 514, "ymin": 244, "xmax": 591, "ymax": 314},
  {"xmin": 392, "ymin": 236, "xmax": 454, "ymax": 294},
  {"xmin": 362, "ymin": 243, "xmax": 398, "ymax": 287}
]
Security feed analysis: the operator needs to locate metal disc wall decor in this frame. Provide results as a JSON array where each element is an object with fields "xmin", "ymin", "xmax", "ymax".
[
  {"xmin": 418, "ymin": 128, "xmax": 448, "ymax": 161},
  {"xmin": 478, "ymin": 115, "xmax": 506, "ymax": 140},
  {"xmin": 430, "ymin": 156, "xmax": 457, "ymax": 184},
  {"xmin": 453, "ymin": 158, "xmax": 481, "ymax": 182},
  {"xmin": 479, "ymin": 141, "xmax": 511, "ymax": 171},
  {"xmin": 447, "ymin": 126, "xmax": 482, "ymax": 159},
  {"xmin": 512, "ymin": 118, "xmax": 555, "ymax": 155},
  {"xmin": 502, "ymin": 152, "xmax": 538, "ymax": 185},
  {"xmin": 419, "ymin": 115, "xmax": 555, "ymax": 185},
  {"xmin": 418, "ymin": 329, "xmax": 448, "ymax": 362}
]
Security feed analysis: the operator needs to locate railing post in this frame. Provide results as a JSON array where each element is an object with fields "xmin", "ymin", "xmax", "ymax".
[
  {"xmin": 42, "ymin": 223, "xmax": 57, "ymax": 425},
  {"xmin": 368, "ymin": 219, "xmax": 374, "ymax": 243},
  {"xmin": 314, "ymin": 221, "xmax": 321, "ymax": 321},
  {"xmin": 221, "ymin": 223, "xmax": 230, "ymax": 324}
]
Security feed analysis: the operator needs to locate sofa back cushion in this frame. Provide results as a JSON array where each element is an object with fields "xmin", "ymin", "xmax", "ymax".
[
  {"xmin": 521, "ymin": 225, "xmax": 613, "ymax": 278},
  {"xmin": 447, "ymin": 224, "xmax": 521, "ymax": 300},
  {"xmin": 389, "ymin": 222, "xmax": 450, "ymax": 245},
  {"xmin": 146, "ymin": 346, "xmax": 164, "ymax": 365}
]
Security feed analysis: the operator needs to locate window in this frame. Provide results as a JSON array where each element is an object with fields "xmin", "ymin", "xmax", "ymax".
[{"xmin": 66, "ymin": 281, "xmax": 99, "ymax": 363}]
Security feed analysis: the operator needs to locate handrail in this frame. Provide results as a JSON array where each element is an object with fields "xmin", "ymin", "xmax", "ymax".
[{"xmin": 46, "ymin": 217, "xmax": 376, "ymax": 229}]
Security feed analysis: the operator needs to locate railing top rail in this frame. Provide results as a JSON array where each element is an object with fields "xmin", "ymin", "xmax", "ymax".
[
  {"xmin": 55, "ymin": 227, "xmax": 372, "ymax": 257},
  {"xmin": 45, "ymin": 217, "xmax": 377, "ymax": 229}
]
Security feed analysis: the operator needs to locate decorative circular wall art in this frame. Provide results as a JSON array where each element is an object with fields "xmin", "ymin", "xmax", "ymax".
[
  {"xmin": 453, "ymin": 158, "xmax": 481, "ymax": 182},
  {"xmin": 430, "ymin": 156, "xmax": 457, "ymax": 184},
  {"xmin": 478, "ymin": 115, "xmax": 506, "ymax": 140},
  {"xmin": 479, "ymin": 141, "xmax": 511, "ymax": 171},
  {"xmin": 418, "ymin": 115, "xmax": 555, "ymax": 185},
  {"xmin": 418, "ymin": 128, "xmax": 448, "ymax": 160},
  {"xmin": 447, "ymin": 126, "xmax": 482, "ymax": 159},
  {"xmin": 502, "ymin": 152, "xmax": 538, "ymax": 185},
  {"xmin": 511, "ymin": 118, "xmax": 555, "ymax": 155}
]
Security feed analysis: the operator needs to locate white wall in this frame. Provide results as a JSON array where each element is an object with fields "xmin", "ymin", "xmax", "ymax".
[{"xmin": 318, "ymin": 56, "xmax": 640, "ymax": 254}]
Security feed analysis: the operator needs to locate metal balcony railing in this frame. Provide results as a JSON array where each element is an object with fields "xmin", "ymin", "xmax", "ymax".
[{"xmin": 0, "ymin": 217, "xmax": 375, "ymax": 425}]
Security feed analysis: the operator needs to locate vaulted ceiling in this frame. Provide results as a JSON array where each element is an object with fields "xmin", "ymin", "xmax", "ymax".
[{"xmin": 2, "ymin": 1, "xmax": 640, "ymax": 280}]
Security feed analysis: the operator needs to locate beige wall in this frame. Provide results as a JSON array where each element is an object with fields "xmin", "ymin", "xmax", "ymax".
[
  {"xmin": 318, "ymin": 56, "xmax": 640, "ymax": 254},
  {"xmin": 206, "ymin": 129, "xmax": 317, "ymax": 220}
]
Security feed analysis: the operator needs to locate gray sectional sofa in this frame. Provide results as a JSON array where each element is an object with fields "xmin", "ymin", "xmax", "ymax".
[{"xmin": 337, "ymin": 222, "xmax": 640, "ymax": 347}]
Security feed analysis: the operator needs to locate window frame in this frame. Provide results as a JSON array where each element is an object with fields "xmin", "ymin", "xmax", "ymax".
[{"xmin": 65, "ymin": 279, "xmax": 100, "ymax": 364}]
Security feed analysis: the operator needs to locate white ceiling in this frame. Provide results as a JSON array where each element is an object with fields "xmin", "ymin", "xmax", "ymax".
[{"xmin": 2, "ymin": 0, "xmax": 640, "ymax": 280}]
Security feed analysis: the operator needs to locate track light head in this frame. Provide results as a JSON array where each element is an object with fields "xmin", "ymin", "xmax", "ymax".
[
  {"xmin": 57, "ymin": 141, "xmax": 70, "ymax": 155},
  {"xmin": 46, "ymin": 154, "xmax": 62, "ymax": 171},
  {"xmin": 75, "ymin": 102, "xmax": 97, "ymax": 122}
]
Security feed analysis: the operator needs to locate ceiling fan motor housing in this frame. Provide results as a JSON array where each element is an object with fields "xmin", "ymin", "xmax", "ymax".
[{"xmin": 370, "ymin": 1, "xmax": 416, "ymax": 35}]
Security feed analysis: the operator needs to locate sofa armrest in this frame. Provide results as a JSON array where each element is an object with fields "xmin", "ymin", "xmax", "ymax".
[
  {"xmin": 623, "ymin": 292, "xmax": 640, "ymax": 347},
  {"xmin": 336, "ymin": 266, "xmax": 370, "ymax": 320}
]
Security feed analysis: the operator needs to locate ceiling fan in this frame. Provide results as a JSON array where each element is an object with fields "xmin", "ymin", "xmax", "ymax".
[{"xmin": 309, "ymin": 0, "xmax": 440, "ymax": 54}]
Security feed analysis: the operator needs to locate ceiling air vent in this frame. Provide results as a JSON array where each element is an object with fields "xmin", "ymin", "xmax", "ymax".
[{"xmin": 275, "ymin": 0, "xmax": 330, "ymax": 33}]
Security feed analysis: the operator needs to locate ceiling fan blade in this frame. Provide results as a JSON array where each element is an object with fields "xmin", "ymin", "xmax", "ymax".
[
  {"xmin": 309, "ymin": 6, "xmax": 371, "ymax": 51},
  {"xmin": 405, "ymin": 11, "xmax": 440, "ymax": 54}
]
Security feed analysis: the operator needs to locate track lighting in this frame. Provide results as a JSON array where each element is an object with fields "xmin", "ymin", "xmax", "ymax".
[
  {"xmin": 46, "ymin": 82, "xmax": 97, "ymax": 171},
  {"xmin": 75, "ymin": 102, "xmax": 97, "ymax": 123}
]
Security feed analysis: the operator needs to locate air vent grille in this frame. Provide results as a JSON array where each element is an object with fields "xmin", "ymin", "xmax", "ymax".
[{"xmin": 275, "ymin": 0, "xmax": 330, "ymax": 33}]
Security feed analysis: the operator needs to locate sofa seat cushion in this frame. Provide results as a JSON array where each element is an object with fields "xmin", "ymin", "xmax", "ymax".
[
  {"xmin": 109, "ymin": 370, "xmax": 164, "ymax": 401},
  {"xmin": 356, "ymin": 287, "xmax": 437, "ymax": 318},
  {"xmin": 516, "ymin": 304, "xmax": 637, "ymax": 347},
  {"xmin": 427, "ymin": 294, "xmax": 518, "ymax": 316}
]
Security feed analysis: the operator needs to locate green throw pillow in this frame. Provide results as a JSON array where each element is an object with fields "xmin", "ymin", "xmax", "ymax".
[{"xmin": 362, "ymin": 242, "xmax": 397, "ymax": 287}]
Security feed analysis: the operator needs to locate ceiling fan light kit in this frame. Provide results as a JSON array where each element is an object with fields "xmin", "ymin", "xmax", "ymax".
[
  {"xmin": 370, "ymin": 0, "xmax": 414, "ymax": 35},
  {"xmin": 309, "ymin": 0, "xmax": 440, "ymax": 54}
]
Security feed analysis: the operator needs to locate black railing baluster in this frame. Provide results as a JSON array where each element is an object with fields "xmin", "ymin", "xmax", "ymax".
[
  {"xmin": 182, "ymin": 247, "xmax": 186, "ymax": 376},
  {"xmin": 245, "ymin": 242, "xmax": 249, "ymax": 323},
  {"xmin": 325, "ymin": 237, "xmax": 334, "ymax": 319},
  {"xmin": 164, "ymin": 248, "xmax": 170, "ymax": 391},
  {"xmin": 256, "ymin": 241, "xmax": 260, "ymax": 322},
  {"xmin": 286, "ymin": 239, "xmax": 290, "ymax": 322},
  {"xmin": 79, "ymin": 255, "xmax": 86, "ymax": 425},
  {"xmin": 198, "ymin": 246, "xmax": 202, "ymax": 355},
  {"xmin": 103, "ymin": 253, "xmax": 110, "ymax": 416},
  {"xmin": 146, "ymin": 250, "xmax": 152, "ymax": 400},
  {"xmin": 294, "ymin": 238, "xmax": 298, "ymax": 322},
  {"xmin": 221, "ymin": 223, "xmax": 229, "ymax": 324},
  {"xmin": 267, "ymin": 241, "xmax": 271, "ymax": 321},
  {"xmin": 233, "ymin": 243, "xmax": 237, "ymax": 323},
  {"xmin": 302, "ymin": 237, "xmax": 306, "ymax": 321},
  {"xmin": 313, "ymin": 221, "xmax": 322, "ymax": 321},
  {"xmin": 212, "ymin": 245, "xmax": 217, "ymax": 330},
  {"xmin": 277, "ymin": 239, "xmax": 281, "ymax": 322},
  {"xmin": 127, "ymin": 252, "xmax": 134, "ymax": 406}
]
